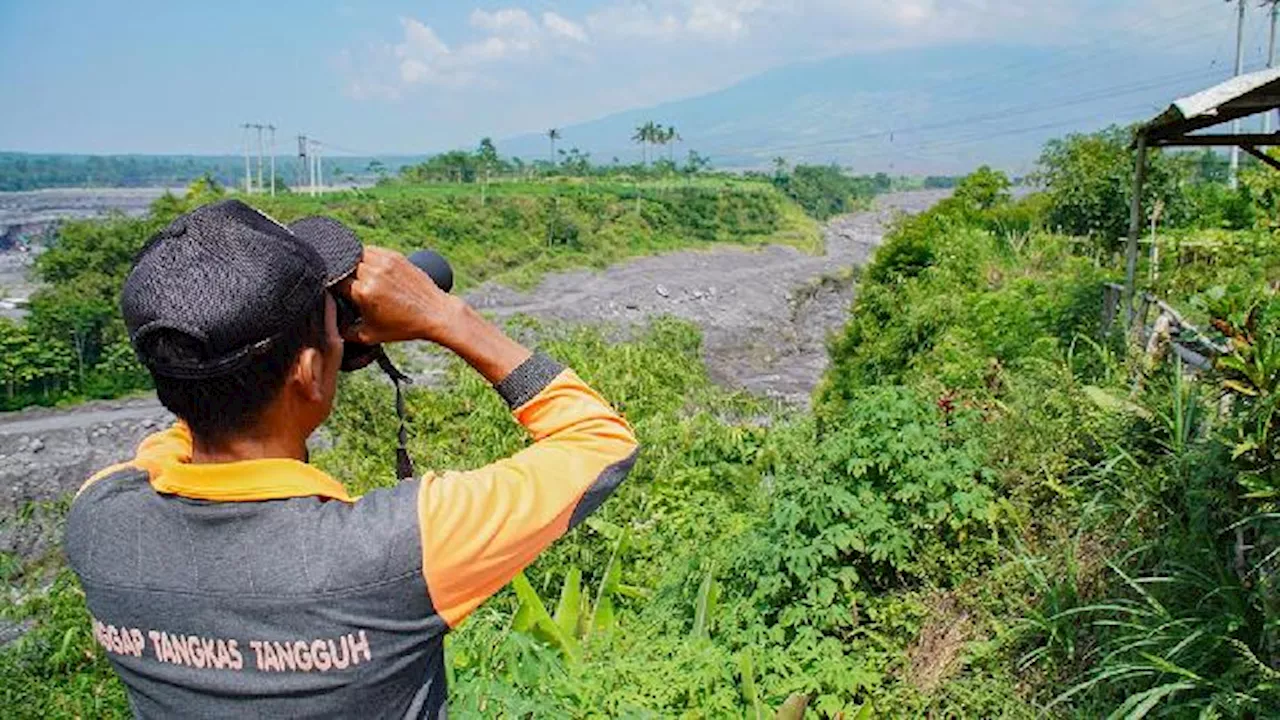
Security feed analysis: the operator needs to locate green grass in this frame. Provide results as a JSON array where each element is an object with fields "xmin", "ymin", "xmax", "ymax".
[{"xmin": 241, "ymin": 178, "xmax": 821, "ymax": 290}]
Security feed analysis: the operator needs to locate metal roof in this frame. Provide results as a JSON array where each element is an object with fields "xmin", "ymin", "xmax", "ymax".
[{"xmin": 1144, "ymin": 66, "xmax": 1280, "ymax": 144}]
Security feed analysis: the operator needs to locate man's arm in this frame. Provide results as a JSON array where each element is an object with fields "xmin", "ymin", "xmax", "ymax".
[
  {"xmin": 418, "ymin": 351, "xmax": 638, "ymax": 627},
  {"xmin": 343, "ymin": 247, "xmax": 640, "ymax": 628}
]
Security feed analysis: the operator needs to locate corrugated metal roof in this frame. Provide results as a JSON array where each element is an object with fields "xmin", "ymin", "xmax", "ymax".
[{"xmin": 1145, "ymin": 66, "xmax": 1280, "ymax": 141}]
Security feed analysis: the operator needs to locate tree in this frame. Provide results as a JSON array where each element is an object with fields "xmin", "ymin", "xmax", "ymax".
[
  {"xmin": 773, "ymin": 156, "xmax": 788, "ymax": 177},
  {"xmin": 683, "ymin": 150, "xmax": 711, "ymax": 176},
  {"xmin": 547, "ymin": 128, "xmax": 562, "ymax": 165},
  {"xmin": 1032, "ymin": 125, "xmax": 1189, "ymax": 250},
  {"xmin": 477, "ymin": 137, "xmax": 499, "ymax": 204},
  {"xmin": 632, "ymin": 123, "xmax": 650, "ymax": 166},
  {"xmin": 664, "ymin": 125, "xmax": 682, "ymax": 163},
  {"xmin": 27, "ymin": 275, "xmax": 116, "ymax": 390},
  {"xmin": 560, "ymin": 148, "xmax": 592, "ymax": 177},
  {"xmin": 952, "ymin": 165, "xmax": 1011, "ymax": 210},
  {"xmin": 0, "ymin": 319, "xmax": 32, "ymax": 401},
  {"xmin": 366, "ymin": 159, "xmax": 388, "ymax": 181},
  {"xmin": 652, "ymin": 125, "xmax": 669, "ymax": 164}
]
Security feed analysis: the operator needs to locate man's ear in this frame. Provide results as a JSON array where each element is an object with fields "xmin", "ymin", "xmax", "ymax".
[{"xmin": 293, "ymin": 347, "xmax": 326, "ymax": 402}]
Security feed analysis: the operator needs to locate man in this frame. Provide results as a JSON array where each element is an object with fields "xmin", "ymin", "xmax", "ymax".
[{"xmin": 63, "ymin": 199, "xmax": 639, "ymax": 717}]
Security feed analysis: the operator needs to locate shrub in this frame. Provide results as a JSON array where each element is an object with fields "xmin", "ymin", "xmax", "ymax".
[
  {"xmin": 1033, "ymin": 125, "xmax": 1189, "ymax": 250},
  {"xmin": 737, "ymin": 386, "xmax": 999, "ymax": 635}
]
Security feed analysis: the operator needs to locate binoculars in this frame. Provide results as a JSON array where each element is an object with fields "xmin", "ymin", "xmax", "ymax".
[
  {"xmin": 333, "ymin": 249, "xmax": 455, "ymax": 372},
  {"xmin": 328, "ymin": 248, "xmax": 453, "ymax": 480}
]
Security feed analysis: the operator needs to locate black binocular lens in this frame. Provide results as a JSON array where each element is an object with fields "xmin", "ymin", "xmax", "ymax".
[{"xmin": 333, "ymin": 292, "xmax": 360, "ymax": 334}]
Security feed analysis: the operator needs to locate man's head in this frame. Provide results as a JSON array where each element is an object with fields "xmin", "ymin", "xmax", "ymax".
[{"xmin": 122, "ymin": 200, "xmax": 362, "ymax": 450}]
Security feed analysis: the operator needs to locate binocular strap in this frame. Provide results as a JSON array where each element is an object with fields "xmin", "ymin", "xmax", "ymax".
[{"xmin": 374, "ymin": 350, "xmax": 416, "ymax": 480}]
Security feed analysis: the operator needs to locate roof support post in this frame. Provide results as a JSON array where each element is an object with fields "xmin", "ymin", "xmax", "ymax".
[
  {"xmin": 1123, "ymin": 131, "xmax": 1149, "ymax": 330},
  {"xmin": 1242, "ymin": 144, "xmax": 1280, "ymax": 172}
]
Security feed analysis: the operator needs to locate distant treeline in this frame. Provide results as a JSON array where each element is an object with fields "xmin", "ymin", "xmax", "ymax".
[{"xmin": 0, "ymin": 153, "xmax": 424, "ymax": 191}]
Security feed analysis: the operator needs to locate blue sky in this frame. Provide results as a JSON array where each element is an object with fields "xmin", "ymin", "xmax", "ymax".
[{"xmin": 0, "ymin": 1, "xmax": 1260, "ymax": 161}]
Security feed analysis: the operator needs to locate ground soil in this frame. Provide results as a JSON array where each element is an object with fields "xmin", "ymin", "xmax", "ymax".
[{"xmin": 0, "ymin": 190, "xmax": 944, "ymax": 569}]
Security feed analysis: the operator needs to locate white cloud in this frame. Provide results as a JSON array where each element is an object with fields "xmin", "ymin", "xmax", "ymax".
[
  {"xmin": 889, "ymin": 0, "xmax": 935, "ymax": 27},
  {"xmin": 585, "ymin": 4, "xmax": 683, "ymax": 41},
  {"xmin": 544, "ymin": 12, "xmax": 588, "ymax": 43},
  {"xmin": 588, "ymin": 0, "xmax": 769, "ymax": 42},
  {"xmin": 341, "ymin": 0, "xmax": 1226, "ymax": 113},
  {"xmin": 461, "ymin": 36, "xmax": 516, "ymax": 63},
  {"xmin": 470, "ymin": 8, "xmax": 539, "ymax": 36},
  {"xmin": 393, "ymin": 17, "xmax": 455, "ymax": 85},
  {"xmin": 398, "ymin": 17, "xmax": 449, "ymax": 57},
  {"xmin": 685, "ymin": 0, "xmax": 765, "ymax": 40},
  {"xmin": 347, "ymin": 7, "xmax": 593, "ymax": 93}
]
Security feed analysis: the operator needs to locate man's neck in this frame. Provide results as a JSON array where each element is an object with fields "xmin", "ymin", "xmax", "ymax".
[{"xmin": 191, "ymin": 432, "xmax": 308, "ymax": 465}]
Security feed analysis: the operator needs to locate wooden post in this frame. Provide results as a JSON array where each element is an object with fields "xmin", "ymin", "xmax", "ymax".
[{"xmin": 1123, "ymin": 132, "xmax": 1149, "ymax": 329}]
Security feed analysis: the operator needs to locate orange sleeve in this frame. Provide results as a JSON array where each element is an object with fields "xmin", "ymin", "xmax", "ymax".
[{"xmin": 418, "ymin": 358, "xmax": 639, "ymax": 628}]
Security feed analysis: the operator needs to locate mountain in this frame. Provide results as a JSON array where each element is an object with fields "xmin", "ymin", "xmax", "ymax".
[{"xmin": 499, "ymin": 44, "xmax": 1231, "ymax": 175}]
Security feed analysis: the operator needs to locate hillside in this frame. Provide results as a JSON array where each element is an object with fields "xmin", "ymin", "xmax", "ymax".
[{"xmin": 500, "ymin": 43, "xmax": 1229, "ymax": 174}]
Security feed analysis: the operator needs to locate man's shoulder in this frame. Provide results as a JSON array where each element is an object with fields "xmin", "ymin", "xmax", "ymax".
[
  {"xmin": 333, "ymin": 478, "xmax": 426, "ymax": 551},
  {"xmin": 64, "ymin": 463, "xmax": 149, "ymax": 578},
  {"xmin": 76, "ymin": 462, "xmax": 148, "ymax": 499}
]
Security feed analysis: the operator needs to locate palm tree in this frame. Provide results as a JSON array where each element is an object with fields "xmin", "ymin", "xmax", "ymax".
[
  {"xmin": 632, "ymin": 123, "xmax": 650, "ymax": 165},
  {"xmin": 664, "ymin": 125, "xmax": 681, "ymax": 163},
  {"xmin": 652, "ymin": 124, "xmax": 668, "ymax": 163},
  {"xmin": 633, "ymin": 121, "xmax": 667, "ymax": 166},
  {"xmin": 547, "ymin": 128, "xmax": 561, "ymax": 165}
]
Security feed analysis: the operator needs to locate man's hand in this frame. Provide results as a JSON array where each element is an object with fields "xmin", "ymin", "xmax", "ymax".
[
  {"xmin": 339, "ymin": 246, "xmax": 461, "ymax": 347},
  {"xmin": 340, "ymin": 246, "xmax": 531, "ymax": 384}
]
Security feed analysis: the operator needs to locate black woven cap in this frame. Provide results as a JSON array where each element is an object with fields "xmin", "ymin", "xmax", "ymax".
[
  {"xmin": 288, "ymin": 216, "xmax": 363, "ymax": 286},
  {"xmin": 122, "ymin": 199, "xmax": 359, "ymax": 379}
]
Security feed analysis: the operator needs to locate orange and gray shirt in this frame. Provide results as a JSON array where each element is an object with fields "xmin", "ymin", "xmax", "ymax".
[{"xmin": 63, "ymin": 354, "xmax": 639, "ymax": 718}]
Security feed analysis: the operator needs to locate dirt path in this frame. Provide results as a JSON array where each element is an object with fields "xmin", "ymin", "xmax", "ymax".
[
  {"xmin": 466, "ymin": 190, "xmax": 943, "ymax": 400},
  {"xmin": 0, "ymin": 191, "xmax": 943, "ymax": 562}
]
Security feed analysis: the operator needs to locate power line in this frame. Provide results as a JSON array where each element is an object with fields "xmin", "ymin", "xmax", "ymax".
[
  {"xmin": 308, "ymin": 138, "xmax": 379, "ymax": 157},
  {"xmin": 879, "ymin": 6, "xmax": 1225, "ymax": 120},
  {"xmin": 705, "ymin": 64, "xmax": 1219, "ymax": 162},
  {"xmin": 733, "ymin": 66, "xmax": 1222, "ymax": 159},
  {"xmin": 843, "ymin": 100, "xmax": 1163, "ymax": 166},
  {"xmin": 692, "ymin": 9, "xmax": 1231, "ymax": 163}
]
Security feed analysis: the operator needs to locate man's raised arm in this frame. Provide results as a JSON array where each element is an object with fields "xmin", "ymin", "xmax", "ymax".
[{"xmin": 342, "ymin": 247, "xmax": 640, "ymax": 628}]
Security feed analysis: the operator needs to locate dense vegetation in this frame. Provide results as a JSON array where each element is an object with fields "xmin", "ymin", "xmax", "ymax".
[
  {"xmin": 0, "ymin": 153, "xmax": 426, "ymax": 192},
  {"xmin": 0, "ymin": 173, "xmax": 820, "ymax": 412},
  {"xmin": 766, "ymin": 163, "xmax": 893, "ymax": 220},
  {"xmin": 5, "ymin": 124, "xmax": 1279, "ymax": 717}
]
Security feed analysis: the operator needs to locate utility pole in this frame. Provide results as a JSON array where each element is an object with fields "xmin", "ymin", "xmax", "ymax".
[
  {"xmin": 297, "ymin": 135, "xmax": 308, "ymax": 194},
  {"xmin": 253, "ymin": 124, "xmax": 265, "ymax": 195},
  {"xmin": 241, "ymin": 123, "xmax": 253, "ymax": 194},
  {"xmin": 302, "ymin": 138, "xmax": 322, "ymax": 197},
  {"xmin": 314, "ymin": 141, "xmax": 323, "ymax": 194},
  {"xmin": 1267, "ymin": 1, "xmax": 1279, "ymax": 134},
  {"xmin": 1230, "ymin": 0, "xmax": 1246, "ymax": 189},
  {"xmin": 268, "ymin": 125, "xmax": 277, "ymax": 196}
]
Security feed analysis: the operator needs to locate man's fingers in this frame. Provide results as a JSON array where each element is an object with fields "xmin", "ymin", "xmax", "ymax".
[{"xmin": 340, "ymin": 320, "xmax": 366, "ymax": 343}]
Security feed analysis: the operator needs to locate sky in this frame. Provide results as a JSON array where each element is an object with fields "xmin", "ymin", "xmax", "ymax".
[{"xmin": 0, "ymin": 0, "xmax": 1264, "ymax": 166}]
